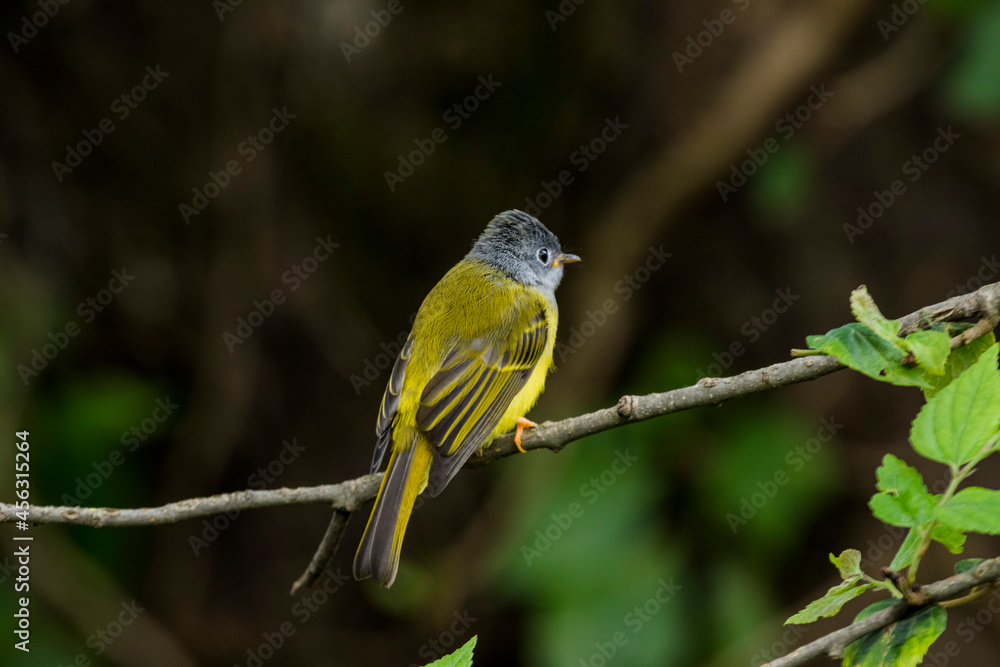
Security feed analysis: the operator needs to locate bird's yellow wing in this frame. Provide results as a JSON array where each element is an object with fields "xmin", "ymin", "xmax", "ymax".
[{"xmin": 418, "ymin": 308, "xmax": 549, "ymax": 496}]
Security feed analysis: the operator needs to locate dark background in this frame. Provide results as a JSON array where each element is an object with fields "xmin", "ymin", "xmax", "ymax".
[{"xmin": 2, "ymin": 0, "xmax": 1000, "ymax": 665}]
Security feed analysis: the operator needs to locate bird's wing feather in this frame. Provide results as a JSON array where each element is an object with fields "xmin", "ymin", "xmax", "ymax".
[
  {"xmin": 418, "ymin": 308, "xmax": 548, "ymax": 496},
  {"xmin": 370, "ymin": 337, "xmax": 413, "ymax": 474}
]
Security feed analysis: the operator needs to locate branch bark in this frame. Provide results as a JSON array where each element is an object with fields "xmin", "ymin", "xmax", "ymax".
[
  {"xmin": 0, "ymin": 477, "xmax": 382, "ymax": 528},
  {"xmin": 2, "ymin": 281, "xmax": 999, "ymax": 611},
  {"xmin": 0, "ymin": 357, "xmax": 847, "ymax": 529},
  {"xmin": 763, "ymin": 558, "xmax": 1000, "ymax": 667}
]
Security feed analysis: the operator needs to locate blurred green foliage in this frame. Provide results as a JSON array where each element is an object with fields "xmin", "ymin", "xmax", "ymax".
[
  {"xmin": 750, "ymin": 146, "xmax": 817, "ymax": 226},
  {"xmin": 943, "ymin": 3, "xmax": 1000, "ymax": 119}
]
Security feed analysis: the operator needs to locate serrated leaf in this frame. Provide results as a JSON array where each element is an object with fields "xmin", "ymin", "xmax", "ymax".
[
  {"xmin": 910, "ymin": 343, "xmax": 1000, "ymax": 466},
  {"xmin": 924, "ymin": 331, "xmax": 996, "ymax": 399},
  {"xmin": 869, "ymin": 455, "xmax": 936, "ymax": 527},
  {"xmin": 889, "ymin": 527, "xmax": 922, "ymax": 570},
  {"xmin": 875, "ymin": 455, "xmax": 926, "ymax": 495},
  {"xmin": 423, "ymin": 636, "xmax": 477, "ymax": 667},
  {"xmin": 937, "ymin": 487, "xmax": 1000, "ymax": 534},
  {"xmin": 831, "ymin": 549, "xmax": 863, "ymax": 580},
  {"xmin": 930, "ymin": 523, "xmax": 966, "ymax": 554},
  {"xmin": 851, "ymin": 286, "xmax": 901, "ymax": 342},
  {"xmin": 904, "ymin": 330, "xmax": 951, "ymax": 376},
  {"xmin": 955, "ymin": 558, "xmax": 984, "ymax": 575},
  {"xmin": 870, "ymin": 493, "xmax": 919, "ymax": 527},
  {"xmin": 786, "ymin": 581, "xmax": 874, "ymax": 625},
  {"xmin": 807, "ymin": 324, "xmax": 933, "ymax": 389},
  {"xmin": 842, "ymin": 602, "xmax": 946, "ymax": 667}
]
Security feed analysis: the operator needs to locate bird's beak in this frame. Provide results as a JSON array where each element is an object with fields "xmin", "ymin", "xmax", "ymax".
[{"xmin": 553, "ymin": 253, "xmax": 581, "ymax": 267}]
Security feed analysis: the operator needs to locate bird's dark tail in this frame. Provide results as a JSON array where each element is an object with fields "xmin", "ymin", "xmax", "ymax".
[{"xmin": 353, "ymin": 436, "xmax": 431, "ymax": 587}]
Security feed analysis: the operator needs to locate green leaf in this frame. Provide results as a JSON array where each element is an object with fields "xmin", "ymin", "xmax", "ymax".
[
  {"xmin": 889, "ymin": 528, "xmax": 922, "ymax": 570},
  {"xmin": 937, "ymin": 487, "xmax": 1000, "ymax": 534},
  {"xmin": 850, "ymin": 286, "xmax": 901, "ymax": 342},
  {"xmin": 924, "ymin": 330, "xmax": 996, "ymax": 399},
  {"xmin": 904, "ymin": 330, "xmax": 951, "ymax": 376},
  {"xmin": 842, "ymin": 602, "xmax": 946, "ymax": 667},
  {"xmin": 930, "ymin": 523, "xmax": 967, "ymax": 554},
  {"xmin": 875, "ymin": 455, "xmax": 925, "ymax": 496},
  {"xmin": 870, "ymin": 494, "xmax": 919, "ymax": 527},
  {"xmin": 955, "ymin": 558, "xmax": 984, "ymax": 575},
  {"xmin": 910, "ymin": 342, "xmax": 1000, "ymax": 466},
  {"xmin": 786, "ymin": 581, "xmax": 874, "ymax": 625},
  {"xmin": 869, "ymin": 455, "xmax": 936, "ymax": 527},
  {"xmin": 423, "ymin": 636, "xmax": 477, "ymax": 667},
  {"xmin": 831, "ymin": 549, "xmax": 863, "ymax": 581},
  {"xmin": 807, "ymin": 324, "xmax": 932, "ymax": 390}
]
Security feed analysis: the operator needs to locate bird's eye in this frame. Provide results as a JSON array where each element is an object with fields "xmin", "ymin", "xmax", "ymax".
[{"xmin": 537, "ymin": 248, "xmax": 549, "ymax": 265}]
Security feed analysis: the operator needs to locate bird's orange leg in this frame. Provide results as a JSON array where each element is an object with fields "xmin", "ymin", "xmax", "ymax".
[{"xmin": 514, "ymin": 417, "xmax": 537, "ymax": 453}]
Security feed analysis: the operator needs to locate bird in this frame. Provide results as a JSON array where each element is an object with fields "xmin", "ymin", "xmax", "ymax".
[{"xmin": 353, "ymin": 209, "xmax": 580, "ymax": 587}]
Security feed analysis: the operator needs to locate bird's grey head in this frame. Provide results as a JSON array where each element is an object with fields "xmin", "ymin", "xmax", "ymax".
[{"xmin": 467, "ymin": 210, "xmax": 579, "ymax": 296}]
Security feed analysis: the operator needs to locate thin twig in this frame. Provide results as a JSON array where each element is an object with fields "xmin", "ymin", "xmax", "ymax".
[
  {"xmin": 289, "ymin": 509, "xmax": 352, "ymax": 595},
  {"xmin": 764, "ymin": 558, "xmax": 1000, "ymax": 667},
  {"xmin": 881, "ymin": 567, "xmax": 927, "ymax": 605}
]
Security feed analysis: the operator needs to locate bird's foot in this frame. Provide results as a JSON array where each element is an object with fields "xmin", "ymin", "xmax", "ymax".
[{"xmin": 514, "ymin": 417, "xmax": 537, "ymax": 453}]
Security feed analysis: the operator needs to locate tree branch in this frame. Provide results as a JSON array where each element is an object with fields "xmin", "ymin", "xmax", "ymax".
[
  {"xmin": 2, "ymin": 281, "xmax": 999, "ymax": 601},
  {"xmin": 0, "ymin": 477, "xmax": 382, "ymax": 528},
  {"xmin": 763, "ymin": 558, "xmax": 1000, "ymax": 667},
  {"xmin": 0, "ymin": 356, "xmax": 847, "ymax": 528}
]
